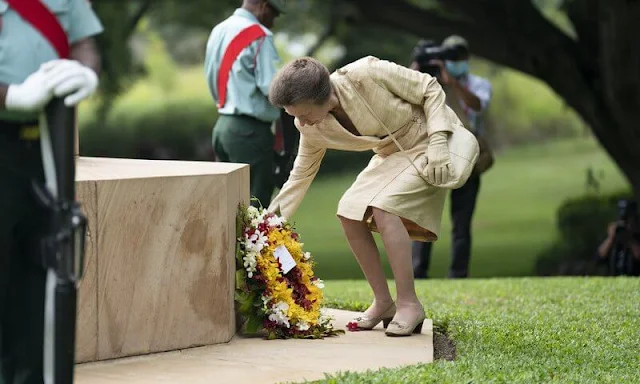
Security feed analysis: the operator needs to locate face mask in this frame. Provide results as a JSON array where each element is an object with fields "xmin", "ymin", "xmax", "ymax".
[{"xmin": 445, "ymin": 60, "xmax": 469, "ymax": 78}]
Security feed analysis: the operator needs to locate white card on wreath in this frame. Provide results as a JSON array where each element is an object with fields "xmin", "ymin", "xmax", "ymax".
[{"xmin": 273, "ymin": 245, "xmax": 296, "ymax": 274}]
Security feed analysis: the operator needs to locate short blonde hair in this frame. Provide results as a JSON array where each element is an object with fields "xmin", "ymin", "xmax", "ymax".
[{"xmin": 269, "ymin": 57, "xmax": 332, "ymax": 107}]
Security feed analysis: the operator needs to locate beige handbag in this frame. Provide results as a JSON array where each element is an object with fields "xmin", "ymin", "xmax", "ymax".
[
  {"xmin": 346, "ymin": 76, "xmax": 480, "ymax": 190},
  {"xmin": 443, "ymin": 83, "xmax": 494, "ymax": 176}
]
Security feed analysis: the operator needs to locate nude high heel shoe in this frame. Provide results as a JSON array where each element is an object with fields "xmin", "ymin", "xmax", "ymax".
[
  {"xmin": 385, "ymin": 307, "xmax": 426, "ymax": 337},
  {"xmin": 349, "ymin": 302, "xmax": 396, "ymax": 330}
]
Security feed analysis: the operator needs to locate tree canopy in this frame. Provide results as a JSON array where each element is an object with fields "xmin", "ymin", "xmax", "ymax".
[{"xmin": 92, "ymin": 0, "xmax": 640, "ymax": 199}]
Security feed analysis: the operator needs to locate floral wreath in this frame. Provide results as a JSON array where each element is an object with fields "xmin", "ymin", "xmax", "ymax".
[{"xmin": 235, "ymin": 201, "xmax": 344, "ymax": 339}]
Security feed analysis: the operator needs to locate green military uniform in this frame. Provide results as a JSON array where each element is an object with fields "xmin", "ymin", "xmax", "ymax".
[
  {"xmin": 204, "ymin": 0, "xmax": 286, "ymax": 208},
  {"xmin": 0, "ymin": 1, "xmax": 103, "ymax": 383}
]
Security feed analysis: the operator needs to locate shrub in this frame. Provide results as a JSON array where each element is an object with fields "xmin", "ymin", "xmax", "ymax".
[
  {"xmin": 535, "ymin": 189, "xmax": 634, "ymax": 275},
  {"xmin": 80, "ymin": 97, "xmax": 217, "ymax": 161},
  {"xmin": 79, "ymin": 97, "xmax": 373, "ymax": 176}
]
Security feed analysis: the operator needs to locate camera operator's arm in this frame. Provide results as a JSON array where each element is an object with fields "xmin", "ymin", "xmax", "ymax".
[
  {"xmin": 429, "ymin": 60, "xmax": 484, "ymax": 112},
  {"xmin": 451, "ymin": 77, "xmax": 483, "ymax": 112},
  {"xmin": 597, "ymin": 222, "xmax": 619, "ymax": 259},
  {"xmin": 631, "ymin": 234, "xmax": 640, "ymax": 260}
]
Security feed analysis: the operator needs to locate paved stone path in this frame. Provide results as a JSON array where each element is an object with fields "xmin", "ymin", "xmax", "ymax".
[{"xmin": 75, "ymin": 309, "xmax": 433, "ymax": 384}]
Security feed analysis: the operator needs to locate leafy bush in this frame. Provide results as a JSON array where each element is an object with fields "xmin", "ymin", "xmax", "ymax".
[
  {"xmin": 535, "ymin": 189, "xmax": 634, "ymax": 275},
  {"xmin": 80, "ymin": 97, "xmax": 217, "ymax": 161},
  {"xmin": 79, "ymin": 96, "xmax": 373, "ymax": 176}
]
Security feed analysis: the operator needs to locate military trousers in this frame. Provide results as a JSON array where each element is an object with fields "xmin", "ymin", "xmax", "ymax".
[
  {"xmin": 212, "ymin": 114, "xmax": 275, "ymax": 208},
  {"xmin": 0, "ymin": 121, "xmax": 48, "ymax": 384}
]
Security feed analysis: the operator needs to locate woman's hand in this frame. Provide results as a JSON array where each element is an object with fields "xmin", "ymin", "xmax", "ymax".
[{"xmin": 424, "ymin": 132, "xmax": 452, "ymax": 185}]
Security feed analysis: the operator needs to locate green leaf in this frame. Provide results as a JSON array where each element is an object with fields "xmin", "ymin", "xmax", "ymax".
[
  {"xmin": 235, "ymin": 291, "xmax": 256, "ymax": 314},
  {"xmin": 235, "ymin": 246, "xmax": 244, "ymax": 266},
  {"xmin": 236, "ymin": 203, "xmax": 247, "ymax": 238},
  {"xmin": 235, "ymin": 270, "xmax": 247, "ymax": 290},
  {"xmin": 249, "ymin": 196, "xmax": 263, "ymax": 209},
  {"xmin": 245, "ymin": 315, "xmax": 263, "ymax": 334}
]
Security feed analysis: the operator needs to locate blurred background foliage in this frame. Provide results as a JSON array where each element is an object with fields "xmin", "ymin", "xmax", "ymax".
[{"xmin": 78, "ymin": 0, "xmax": 636, "ymax": 278}]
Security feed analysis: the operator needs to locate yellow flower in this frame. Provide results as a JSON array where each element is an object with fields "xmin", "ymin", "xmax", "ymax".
[{"xmin": 252, "ymin": 225, "xmax": 326, "ymax": 329}]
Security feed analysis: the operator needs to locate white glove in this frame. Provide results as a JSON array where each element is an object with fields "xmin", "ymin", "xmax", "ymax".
[
  {"xmin": 42, "ymin": 59, "xmax": 99, "ymax": 106},
  {"xmin": 424, "ymin": 131, "xmax": 452, "ymax": 185},
  {"xmin": 5, "ymin": 66, "xmax": 55, "ymax": 112}
]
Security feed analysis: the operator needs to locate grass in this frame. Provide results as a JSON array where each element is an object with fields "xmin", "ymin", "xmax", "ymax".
[
  {"xmin": 289, "ymin": 137, "xmax": 627, "ymax": 279},
  {"xmin": 304, "ymin": 277, "xmax": 640, "ymax": 383}
]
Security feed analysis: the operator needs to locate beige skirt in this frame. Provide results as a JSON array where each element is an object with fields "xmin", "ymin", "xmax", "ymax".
[{"xmin": 336, "ymin": 147, "xmax": 447, "ymax": 242}]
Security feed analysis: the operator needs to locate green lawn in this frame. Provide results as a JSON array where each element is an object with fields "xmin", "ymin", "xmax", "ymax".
[
  {"xmin": 289, "ymin": 137, "xmax": 627, "ymax": 279},
  {"xmin": 306, "ymin": 277, "xmax": 640, "ymax": 383}
]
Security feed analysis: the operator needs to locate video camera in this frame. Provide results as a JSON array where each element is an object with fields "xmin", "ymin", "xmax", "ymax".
[
  {"xmin": 610, "ymin": 199, "xmax": 639, "ymax": 276},
  {"xmin": 412, "ymin": 39, "xmax": 467, "ymax": 77},
  {"xmin": 615, "ymin": 199, "xmax": 638, "ymax": 234}
]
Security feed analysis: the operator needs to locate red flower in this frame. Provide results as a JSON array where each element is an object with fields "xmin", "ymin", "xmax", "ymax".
[
  {"xmin": 263, "ymin": 319, "xmax": 278, "ymax": 330},
  {"xmin": 347, "ymin": 322, "xmax": 360, "ymax": 332},
  {"xmin": 257, "ymin": 222, "xmax": 269, "ymax": 233}
]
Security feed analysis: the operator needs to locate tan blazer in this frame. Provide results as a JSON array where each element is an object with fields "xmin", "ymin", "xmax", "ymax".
[{"xmin": 269, "ymin": 56, "xmax": 469, "ymax": 241}]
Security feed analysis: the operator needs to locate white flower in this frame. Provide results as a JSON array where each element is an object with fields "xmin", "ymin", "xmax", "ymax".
[
  {"xmin": 296, "ymin": 320, "xmax": 310, "ymax": 331},
  {"xmin": 312, "ymin": 279, "xmax": 325, "ymax": 289},
  {"xmin": 243, "ymin": 250, "xmax": 258, "ymax": 278},
  {"xmin": 267, "ymin": 301, "xmax": 290, "ymax": 328},
  {"xmin": 267, "ymin": 215, "xmax": 285, "ymax": 228},
  {"xmin": 244, "ymin": 231, "xmax": 268, "ymax": 253},
  {"xmin": 247, "ymin": 206, "xmax": 260, "ymax": 219},
  {"xmin": 247, "ymin": 206, "xmax": 269, "ymax": 227},
  {"xmin": 318, "ymin": 311, "xmax": 335, "ymax": 329},
  {"xmin": 261, "ymin": 294, "xmax": 272, "ymax": 309},
  {"xmin": 303, "ymin": 252, "xmax": 312, "ymax": 261}
]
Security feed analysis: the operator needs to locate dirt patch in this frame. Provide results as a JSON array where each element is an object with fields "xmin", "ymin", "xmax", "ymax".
[{"xmin": 433, "ymin": 331, "xmax": 456, "ymax": 361}]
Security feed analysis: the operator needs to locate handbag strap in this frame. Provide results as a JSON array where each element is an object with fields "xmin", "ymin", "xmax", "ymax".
[{"xmin": 343, "ymin": 74, "xmax": 428, "ymax": 184}]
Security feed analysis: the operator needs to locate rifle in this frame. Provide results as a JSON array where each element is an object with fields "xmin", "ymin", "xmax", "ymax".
[{"xmin": 32, "ymin": 97, "xmax": 88, "ymax": 384}]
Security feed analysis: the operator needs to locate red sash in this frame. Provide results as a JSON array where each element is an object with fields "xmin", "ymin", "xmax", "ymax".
[
  {"xmin": 216, "ymin": 24, "xmax": 284, "ymax": 152},
  {"xmin": 216, "ymin": 24, "xmax": 266, "ymax": 108},
  {"xmin": 5, "ymin": 0, "xmax": 70, "ymax": 59}
]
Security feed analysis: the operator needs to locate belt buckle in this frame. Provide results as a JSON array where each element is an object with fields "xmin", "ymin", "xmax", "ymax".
[{"xmin": 19, "ymin": 124, "xmax": 40, "ymax": 140}]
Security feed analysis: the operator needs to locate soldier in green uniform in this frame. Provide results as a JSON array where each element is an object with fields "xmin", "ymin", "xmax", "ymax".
[
  {"xmin": 205, "ymin": 0, "xmax": 287, "ymax": 208},
  {"xmin": 0, "ymin": 1, "xmax": 103, "ymax": 383}
]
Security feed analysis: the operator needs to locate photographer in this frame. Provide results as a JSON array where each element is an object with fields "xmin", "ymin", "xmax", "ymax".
[
  {"xmin": 410, "ymin": 35, "xmax": 492, "ymax": 278},
  {"xmin": 596, "ymin": 200, "xmax": 640, "ymax": 276}
]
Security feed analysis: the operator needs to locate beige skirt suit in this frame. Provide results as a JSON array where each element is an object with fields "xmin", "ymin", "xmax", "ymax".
[{"xmin": 268, "ymin": 56, "xmax": 468, "ymax": 241}]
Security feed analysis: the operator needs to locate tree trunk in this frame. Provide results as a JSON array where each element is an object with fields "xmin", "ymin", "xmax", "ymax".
[{"xmin": 346, "ymin": 0, "xmax": 640, "ymax": 200}]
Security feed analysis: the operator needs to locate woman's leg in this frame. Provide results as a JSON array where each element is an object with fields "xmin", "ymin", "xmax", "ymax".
[
  {"xmin": 339, "ymin": 215, "xmax": 394, "ymax": 316},
  {"xmin": 371, "ymin": 208, "xmax": 424, "ymax": 324}
]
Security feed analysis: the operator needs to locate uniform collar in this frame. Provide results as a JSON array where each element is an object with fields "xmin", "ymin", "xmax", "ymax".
[{"xmin": 234, "ymin": 8, "xmax": 260, "ymax": 24}]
